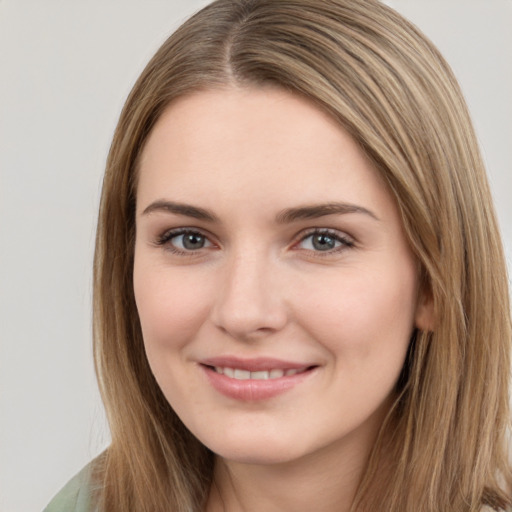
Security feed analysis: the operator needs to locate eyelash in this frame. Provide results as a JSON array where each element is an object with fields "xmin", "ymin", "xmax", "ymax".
[
  {"xmin": 294, "ymin": 228, "xmax": 355, "ymax": 255},
  {"xmin": 155, "ymin": 227, "xmax": 355, "ymax": 256},
  {"xmin": 155, "ymin": 228, "xmax": 214, "ymax": 256}
]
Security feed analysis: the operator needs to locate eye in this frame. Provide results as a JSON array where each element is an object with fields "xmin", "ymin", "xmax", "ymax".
[
  {"xmin": 157, "ymin": 229, "xmax": 213, "ymax": 253},
  {"xmin": 296, "ymin": 229, "xmax": 354, "ymax": 253}
]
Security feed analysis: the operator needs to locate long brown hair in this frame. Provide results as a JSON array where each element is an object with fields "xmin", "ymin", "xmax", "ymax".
[{"xmin": 93, "ymin": 1, "xmax": 512, "ymax": 510}]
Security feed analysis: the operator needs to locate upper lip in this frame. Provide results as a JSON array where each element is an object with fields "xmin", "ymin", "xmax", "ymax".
[{"xmin": 200, "ymin": 356, "xmax": 315, "ymax": 372}]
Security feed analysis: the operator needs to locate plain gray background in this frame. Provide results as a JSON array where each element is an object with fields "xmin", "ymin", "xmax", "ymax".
[{"xmin": 0, "ymin": 1, "xmax": 511, "ymax": 511}]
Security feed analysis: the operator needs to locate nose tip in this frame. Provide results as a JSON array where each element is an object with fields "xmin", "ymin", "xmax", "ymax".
[{"xmin": 211, "ymin": 257, "xmax": 288, "ymax": 340}]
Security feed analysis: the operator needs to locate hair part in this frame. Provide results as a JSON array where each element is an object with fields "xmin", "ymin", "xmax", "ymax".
[{"xmin": 93, "ymin": 1, "xmax": 511, "ymax": 510}]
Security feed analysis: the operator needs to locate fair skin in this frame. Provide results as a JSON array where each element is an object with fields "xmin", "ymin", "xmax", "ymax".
[{"xmin": 133, "ymin": 87, "xmax": 432, "ymax": 512}]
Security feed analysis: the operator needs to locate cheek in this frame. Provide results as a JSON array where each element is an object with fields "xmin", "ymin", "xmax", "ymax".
[
  {"xmin": 294, "ymin": 265, "xmax": 418, "ymax": 363},
  {"xmin": 133, "ymin": 262, "xmax": 213, "ymax": 354},
  {"xmin": 133, "ymin": 261, "xmax": 222, "ymax": 432}
]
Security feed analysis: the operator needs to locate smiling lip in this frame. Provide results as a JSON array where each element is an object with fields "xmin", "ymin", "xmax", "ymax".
[{"xmin": 200, "ymin": 357, "xmax": 317, "ymax": 401}]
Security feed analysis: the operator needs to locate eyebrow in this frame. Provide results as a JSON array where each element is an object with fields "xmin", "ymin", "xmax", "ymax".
[
  {"xmin": 141, "ymin": 200, "xmax": 379, "ymax": 223},
  {"xmin": 275, "ymin": 202, "xmax": 379, "ymax": 223},
  {"xmin": 141, "ymin": 200, "xmax": 219, "ymax": 222}
]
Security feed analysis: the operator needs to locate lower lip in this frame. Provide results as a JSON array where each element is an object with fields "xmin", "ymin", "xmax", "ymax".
[{"xmin": 201, "ymin": 365, "xmax": 315, "ymax": 401}]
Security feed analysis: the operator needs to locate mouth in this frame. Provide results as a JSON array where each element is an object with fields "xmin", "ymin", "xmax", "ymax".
[
  {"xmin": 205, "ymin": 365, "xmax": 312, "ymax": 380},
  {"xmin": 199, "ymin": 358, "xmax": 318, "ymax": 401}
]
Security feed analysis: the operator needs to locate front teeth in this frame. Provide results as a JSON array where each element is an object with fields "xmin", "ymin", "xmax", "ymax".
[{"xmin": 214, "ymin": 367, "xmax": 303, "ymax": 380}]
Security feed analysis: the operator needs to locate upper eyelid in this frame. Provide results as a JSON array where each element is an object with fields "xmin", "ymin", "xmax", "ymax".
[
  {"xmin": 159, "ymin": 226, "xmax": 215, "ymax": 241},
  {"xmin": 294, "ymin": 227, "xmax": 355, "ymax": 243}
]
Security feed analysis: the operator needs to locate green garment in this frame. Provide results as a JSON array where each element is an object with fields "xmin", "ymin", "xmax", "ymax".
[
  {"xmin": 44, "ymin": 464, "xmax": 95, "ymax": 512},
  {"xmin": 43, "ymin": 466, "xmax": 496, "ymax": 512}
]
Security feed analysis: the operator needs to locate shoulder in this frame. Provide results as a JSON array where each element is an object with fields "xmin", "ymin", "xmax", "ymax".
[{"xmin": 44, "ymin": 463, "xmax": 97, "ymax": 512}]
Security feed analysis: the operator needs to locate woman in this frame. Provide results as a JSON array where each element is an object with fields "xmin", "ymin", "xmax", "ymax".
[{"xmin": 45, "ymin": 0, "xmax": 511, "ymax": 511}]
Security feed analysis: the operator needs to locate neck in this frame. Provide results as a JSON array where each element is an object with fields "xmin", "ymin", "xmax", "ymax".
[{"xmin": 206, "ymin": 432, "xmax": 378, "ymax": 512}]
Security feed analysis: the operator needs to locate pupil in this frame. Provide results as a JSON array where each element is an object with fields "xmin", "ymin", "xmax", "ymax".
[
  {"xmin": 313, "ymin": 234, "xmax": 335, "ymax": 251},
  {"xmin": 183, "ymin": 233, "xmax": 204, "ymax": 250}
]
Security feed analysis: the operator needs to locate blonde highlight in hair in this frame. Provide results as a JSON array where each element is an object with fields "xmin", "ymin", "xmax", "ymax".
[{"xmin": 93, "ymin": 1, "xmax": 511, "ymax": 510}]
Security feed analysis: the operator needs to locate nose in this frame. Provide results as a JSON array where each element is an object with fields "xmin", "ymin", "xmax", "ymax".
[{"xmin": 211, "ymin": 250, "xmax": 289, "ymax": 341}]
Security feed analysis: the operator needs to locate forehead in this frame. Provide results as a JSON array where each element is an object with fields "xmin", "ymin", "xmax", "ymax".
[
  {"xmin": 139, "ymin": 86, "xmax": 351, "ymax": 166},
  {"xmin": 136, "ymin": 86, "xmax": 393, "ymax": 220}
]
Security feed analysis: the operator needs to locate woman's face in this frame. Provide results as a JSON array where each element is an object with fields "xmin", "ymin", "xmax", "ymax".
[{"xmin": 134, "ymin": 87, "xmax": 432, "ymax": 466}]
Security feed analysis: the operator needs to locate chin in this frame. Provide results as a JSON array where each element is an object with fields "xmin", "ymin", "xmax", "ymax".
[
  {"xmin": 198, "ymin": 430, "xmax": 306, "ymax": 466},
  {"xmin": 215, "ymin": 446, "xmax": 302, "ymax": 466}
]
